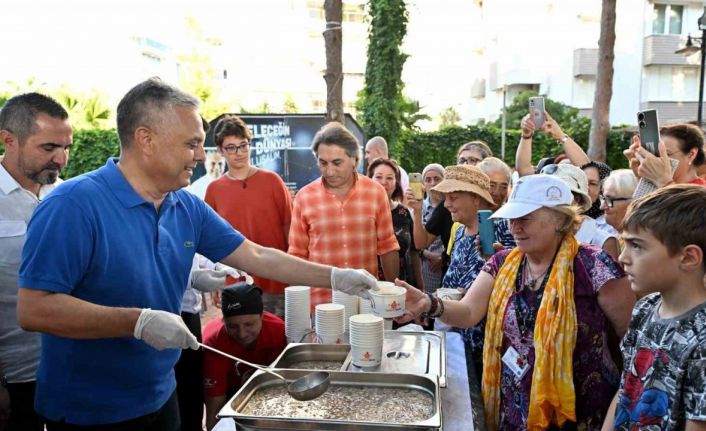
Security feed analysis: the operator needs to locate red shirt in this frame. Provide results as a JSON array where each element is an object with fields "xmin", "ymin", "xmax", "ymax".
[
  {"xmin": 205, "ymin": 170, "xmax": 293, "ymax": 294},
  {"xmin": 202, "ymin": 312, "xmax": 287, "ymax": 397},
  {"xmin": 690, "ymin": 177, "xmax": 706, "ymax": 187}
]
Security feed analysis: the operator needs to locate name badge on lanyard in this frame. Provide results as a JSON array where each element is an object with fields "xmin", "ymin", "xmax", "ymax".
[{"xmin": 501, "ymin": 346, "xmax": 530, "ymax": 380}]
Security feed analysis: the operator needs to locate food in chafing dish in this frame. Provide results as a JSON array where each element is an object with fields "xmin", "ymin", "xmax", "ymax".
[{"xmin": 240, "ymin": 384, "xmax": 433, "ymax": 423}]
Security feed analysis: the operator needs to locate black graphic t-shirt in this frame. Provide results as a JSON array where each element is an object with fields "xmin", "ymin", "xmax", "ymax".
[{"xmin": 613, "ymin": 293, "xmax": 706, "ymax": 430}]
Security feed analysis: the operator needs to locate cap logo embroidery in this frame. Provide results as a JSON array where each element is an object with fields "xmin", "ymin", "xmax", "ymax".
[
  {"xmin": 225, "ymin": 302, "xmax": 242, "ymax": 311},
  {"xmin": 546, "ymin": 186, "xmax": 562, "ymax": 201}
]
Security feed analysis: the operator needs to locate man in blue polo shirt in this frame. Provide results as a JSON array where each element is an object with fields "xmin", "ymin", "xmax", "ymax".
[{"xmin": 16, "ymin": 78, "xmax": 377, "ymax": 431}]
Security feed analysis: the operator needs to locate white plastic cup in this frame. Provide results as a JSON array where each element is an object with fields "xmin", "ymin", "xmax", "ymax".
[
  {"xmin": 351, "ymin": 343, "xmax": 383, "ymax": 367},
  {"xmin": 369, "ymin": 285, "xmax": 406, "ymax": 318}
]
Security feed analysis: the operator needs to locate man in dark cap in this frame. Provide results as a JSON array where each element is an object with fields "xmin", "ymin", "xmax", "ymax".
[{"xmin": 202, "ymin": 283, "xmax": 286, "ymax": 430}]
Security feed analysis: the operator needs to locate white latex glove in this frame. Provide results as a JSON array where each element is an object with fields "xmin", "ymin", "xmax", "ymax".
[
  {"xmin": 133, "ymin": 309, "xmax": 199, "ymax": 351},
  {"xmin": 214, "ymin": 263, "xmax": 254, "ymax": 284},
  {"xmin": 330, "ymin": 267, "xmax": 378, "ymax": 299},
  {"xmin": 191, "ymin": 268, "xmax": 228, "ymax": 292}
]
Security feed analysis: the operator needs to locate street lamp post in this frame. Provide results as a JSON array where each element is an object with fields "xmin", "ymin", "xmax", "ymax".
[{"xmin": 676, "ymin": 10, "xmax": 706, "ymax": 128}]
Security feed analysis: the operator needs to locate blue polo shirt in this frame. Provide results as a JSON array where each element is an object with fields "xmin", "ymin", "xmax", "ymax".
[{"xmin": 19, "ymin": 158, "xmax": 244, "ymax": 425}]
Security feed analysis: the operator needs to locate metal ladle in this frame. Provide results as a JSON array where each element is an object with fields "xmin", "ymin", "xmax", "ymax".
[{"xmin": 199, "ymin": 343, "xmax": 330, "ymax": 401}]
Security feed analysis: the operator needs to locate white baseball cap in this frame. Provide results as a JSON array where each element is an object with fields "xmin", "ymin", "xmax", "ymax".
[{"xmin": 490, "ymin": 174, "xmax": 573, "ymax": 219}]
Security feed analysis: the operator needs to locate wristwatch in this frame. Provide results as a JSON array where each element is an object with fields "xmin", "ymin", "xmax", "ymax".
[{"xmin": 556, "ymin": 134, "xmax": 570, "ymax": 145}]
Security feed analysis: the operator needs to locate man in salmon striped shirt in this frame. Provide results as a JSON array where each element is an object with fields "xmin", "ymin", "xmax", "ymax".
[{"xmin": 288, "ymin": 122, "xmax": 400, "ymax": 305}]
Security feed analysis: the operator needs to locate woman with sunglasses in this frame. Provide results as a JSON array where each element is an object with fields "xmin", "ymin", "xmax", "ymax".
[
  {"xmin": 397, "ymin": 174, "xmax": 634, "ymax": 431},
  {"xmin": 599, "ymin": 170, "xmax": 637, "ymax": 250}
]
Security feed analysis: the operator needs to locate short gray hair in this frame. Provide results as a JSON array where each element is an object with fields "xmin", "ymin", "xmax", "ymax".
[
  {"xmin": 478, "ymin": 157, "xmax": 511, "ymax": 183},
  {"xmin": 366, "ymin": 136, "xmax": 388, "ymax": 154},
  {"xmin": 604, "ymin": 169, "xmax": 637, "ymax": 198},
  {"xmin": 116, "ymin": 77, "xmax": 200, "ymax": 148},
  {"xmin": 311, "ymin": 122, "xmax": 361, "ymax": 161}
]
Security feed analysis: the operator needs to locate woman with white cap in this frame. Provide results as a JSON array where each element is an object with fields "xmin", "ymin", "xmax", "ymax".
[{"xmin": 396, "ymin": 174, "xmax": 634, "ymax": 431}]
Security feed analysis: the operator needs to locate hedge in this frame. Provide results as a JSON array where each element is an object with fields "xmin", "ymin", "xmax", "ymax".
[
  {"xmin": 62, "ymin": 129, "xmax": 120, "ymax": 179},
  {"xmin": 55, "ymin": 124, "xmax": 631, "ymax": 180},
  {"xmin": 395, "ymin": 123, "xmax": 632, "ymax": 173}
]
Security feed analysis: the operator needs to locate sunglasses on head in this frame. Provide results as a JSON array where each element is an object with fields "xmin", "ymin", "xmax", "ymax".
[{"xmin": 540, "ymin": 164, "xmax": 559, "ymax": 175}]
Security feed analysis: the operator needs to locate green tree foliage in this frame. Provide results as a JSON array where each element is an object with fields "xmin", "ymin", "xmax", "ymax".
[
  {"xmin": 55, "ymin": 87, "xmax": 111, "ymax": 130},
  {"xmin": 283, "ymin": 94, "xmax": 298, "ymax": 113},
  {"xmin": 61, "ymin": 129, "xmax": 120, "ymax": 179},
  {"xmin": 493, "ymin": 90, "xmax": 583, "ymax": 130},
  {"xmin": 359, "ymin": 0, "xmax": 409, "ymax": 152},
  {"xmin": 439, "ymin": 106, "xmax": 461, "ymax": 129}
]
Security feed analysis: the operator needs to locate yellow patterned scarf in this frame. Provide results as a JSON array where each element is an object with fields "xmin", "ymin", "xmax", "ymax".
[{"xmin": 482, "ymin": 234, "xmax": 579, "ymax": 430}]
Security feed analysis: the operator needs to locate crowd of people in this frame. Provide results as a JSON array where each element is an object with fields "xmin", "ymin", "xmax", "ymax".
[{"xmin": 0, "ymin": 77, "xmax": 705, "ymax": 431}]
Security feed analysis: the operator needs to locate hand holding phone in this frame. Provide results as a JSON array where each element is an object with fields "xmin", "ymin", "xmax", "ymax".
[{"xmin": 409, "ymin": 173, "xmax": 424, "ymax": 200}]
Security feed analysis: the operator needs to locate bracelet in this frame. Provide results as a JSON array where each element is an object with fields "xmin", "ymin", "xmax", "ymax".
[
  {"xmin": 431, "ymin": 297, "xmax": 445, "ymax": 318},
  {"xmin": 422, "ymin": 293, "xmax": 438, "ymax": 318},
  {"xmin": 556, "ymin": 134, "xmax": 570, "ymax": 145},
  {"xmin": 521, "ymin": 134, "xmax": 533, "ymax": 139}
]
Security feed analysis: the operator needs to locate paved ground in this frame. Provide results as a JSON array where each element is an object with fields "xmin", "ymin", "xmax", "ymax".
[{"xmin": 199, "ymin": 293, "xmax": 222, "ymax": 329}]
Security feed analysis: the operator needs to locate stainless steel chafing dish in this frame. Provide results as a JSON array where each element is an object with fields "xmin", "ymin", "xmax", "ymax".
[
  {"xmin": 274, "ymin": 330, "xmax": 447, "ymax": 387},
  {"xmin": 343, "ymin": 330, "xmax": 448, "ymax": 387},
  {"xmin": 217, "ymin": 369, "xmax": 442, "ymax": 431},
  {"xmin": 270, "ymin": 343, "xmax": 350, "ymax": 370}
]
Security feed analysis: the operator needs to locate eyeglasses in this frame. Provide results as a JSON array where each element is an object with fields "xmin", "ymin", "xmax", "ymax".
[
  {"xmin": 599, "ymin": 194, "xmax": 631, "ymax": 208},
  {"xmin": 540, "ymin": 164, "xmax": 559, "ymax": 175},
  {"xmin": 457, "ymin": 156, "xmax": 482, "ymax": 165},
  {"xmin": 222, "ymin": 143, "xmax": 250, "ymax": 154}
]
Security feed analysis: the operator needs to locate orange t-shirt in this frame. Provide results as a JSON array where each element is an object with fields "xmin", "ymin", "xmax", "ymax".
[{"xmin": 205, "ymin": 169, "xmax": 292, "ymax": 294}]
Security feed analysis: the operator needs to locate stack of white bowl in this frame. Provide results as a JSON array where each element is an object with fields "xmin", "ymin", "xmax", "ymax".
[
  {"xmin": 349, "ymin": 314, "xmax": 384, "ymax": 367},
  {"xmin": 332, "ymin": 290, "xmax": 359, "ymax": 331},
  {"xmin": 314, "ymin": 303, "xmax": 345, "ymax": 344},
  {"xmin": 285, "ymin": 286, "xmax": 311, "ymax": 343},
  {"xmin": 359, "ymin": 296, "xmax": 374, "ymax": 315}
]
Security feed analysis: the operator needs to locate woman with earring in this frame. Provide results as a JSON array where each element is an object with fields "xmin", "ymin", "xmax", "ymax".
[{"xmin": 397, "ymin": 174, "xmax": 635, "ymax": 431}]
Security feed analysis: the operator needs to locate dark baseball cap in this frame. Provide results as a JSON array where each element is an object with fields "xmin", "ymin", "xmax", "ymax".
[{"xmin": 221, "ymin": 283, "xmax": 263, "ymax": 318}]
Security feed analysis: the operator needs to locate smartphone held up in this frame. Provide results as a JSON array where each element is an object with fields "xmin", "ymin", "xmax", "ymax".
[
  {"xmin": 529, "ymin": 97, "xmax": 545, "ymax": 129},
  {"xmin": 636, "ymin": 109, "xmax": 660, "ymax": 156},
  {"xmin": 477, "ymin": 210, "xmax": 496, "ymax": 256},
  {"xmin": 409, "ymin": 173, "xmax": 424, "ymax": 200}
]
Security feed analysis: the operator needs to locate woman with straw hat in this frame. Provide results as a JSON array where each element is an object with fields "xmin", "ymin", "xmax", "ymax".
[
  {"xmin": 397, "ymin": 174, "xmax": 635, "ymax": 430},
  {"xmin": 424, "ymin": 165, "xmax": 515, "ymax": 380}
]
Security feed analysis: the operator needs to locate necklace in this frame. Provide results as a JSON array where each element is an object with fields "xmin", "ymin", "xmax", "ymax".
[
  {"xmin": 226, "ymin": 167, "xmax": 255, "ymax": 188},
  {"xmin": 523, "ymin": 257, "xmax": 550, "ymax": 291}
]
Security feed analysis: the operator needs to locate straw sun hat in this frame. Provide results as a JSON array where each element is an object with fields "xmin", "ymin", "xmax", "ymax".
[{"xmin": 431, "ymin": 165, "xmax": 495, "ymax": 205}]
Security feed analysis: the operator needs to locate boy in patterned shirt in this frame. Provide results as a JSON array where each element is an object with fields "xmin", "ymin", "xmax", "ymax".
[{"xmin": 602, "ymin": 185, "xmax": 706, "ymax": 431}]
